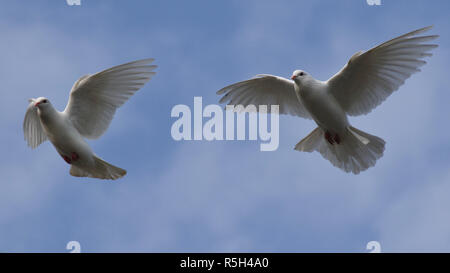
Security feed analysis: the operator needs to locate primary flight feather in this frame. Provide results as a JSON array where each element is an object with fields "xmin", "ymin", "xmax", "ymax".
[
  {"xmin": 23, "ymin": 58, "xmax": 156, "ymax": 180},
  {"xmin": 217, "ymin": 26, "xmax": 438, "ymax": 174}
]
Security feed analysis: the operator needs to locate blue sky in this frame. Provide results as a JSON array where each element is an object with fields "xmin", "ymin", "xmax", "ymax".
[{"xmin": 0, "ymin": 0, "xmax": 449, "ymax": 252}]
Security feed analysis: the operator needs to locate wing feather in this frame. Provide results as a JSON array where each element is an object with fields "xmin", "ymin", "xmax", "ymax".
[
  {"xmin": 63, "ymin": 58, "xmax": 156, "ymax": 139},
  {"xmin": 217, "ymin": 74, "xmax": 311, "ymax": 119},
  {"xmin": 23, "ymin": 99, "xmax": 47, "ymax": 148},
  {"xmin": 327, "ymin": 26, "xmax": 438, "ymax": 116}
]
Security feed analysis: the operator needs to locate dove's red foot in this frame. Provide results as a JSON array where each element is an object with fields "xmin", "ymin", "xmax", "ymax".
[
  {"xmin": 62, "ymin": 155, "xmax": 72, "ymax": 164},
  {"xmin": 325, "ymin": 131, "xmax": 341, "ymax": 145},
  {"xmin": 325, "ymin": 131, "xmax": 335, "ymax": 145},
  {"xmin": 71, "ymin": 152, "xmax": 79, "ymax": 161},
  {"xmin": 334, "ymin": 134, "xmax": 341, "ymax": 144}
]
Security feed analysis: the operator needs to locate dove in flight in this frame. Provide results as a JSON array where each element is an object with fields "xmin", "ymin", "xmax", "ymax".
[
  {"xmin": 217, "ymin": 26, "xmax": 438, "ymax": 174},
  {"xmin": 23, "ymin": 58, "xmax": 156, "ymax": 180}
]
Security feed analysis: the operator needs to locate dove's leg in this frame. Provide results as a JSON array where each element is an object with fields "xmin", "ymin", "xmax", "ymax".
[
  {"xmin": 334, "ymin": 134, "xmax": 341, "ymax": 144},
  {"xmin": 71, "ymin": 152, "xmax": 80, "ymax": 161},
  {"xmin": 325, "ymin": 130, "xmax": 342, "ymax": 145},
  {"xmin": 325, "ymin": 130, "xmax": 335, "ymax": 145},
  {"xmin": 62, "ymin": 155, "xmax": 72, "ymax": 164}
]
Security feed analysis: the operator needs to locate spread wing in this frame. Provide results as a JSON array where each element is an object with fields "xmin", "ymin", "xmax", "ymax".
[
  {"xmin": 23, "ymin": 99, "xmax": 47, "ymax": 149},
  {"xmin": 327, "ymin": 26, "xmax": 438, "ymax": 116},
  {"xmin": 63, "ymin": 58, "xmax": 156, "ymax": 139},
  {"xmin": 217, "ymin": 74, "xmax": 311, "ymax": 119}
]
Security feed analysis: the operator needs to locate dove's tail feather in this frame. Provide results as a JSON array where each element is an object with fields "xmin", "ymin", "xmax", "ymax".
[
  {"xmin": 70, "ymin": 156, "xmax": 126, "ymax": 180},
  {"xmin": 294, "ymin": 126, "xmax": 385, "ymax": 174},
  {"xmin": 70, "ymin": 165, "xmax": 91, "ymax": 178}
]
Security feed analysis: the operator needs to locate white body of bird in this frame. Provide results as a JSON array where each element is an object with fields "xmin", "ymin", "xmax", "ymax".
[
  {"xmin": 37, "ymin": 100, "xmax": 93, "ymax": 162},
  {"xmin": 24, "ymin": 59, "xmax": 156, "ymax": 180},
  {"xmin": 217, "ymin": 26, "xmax": 438, "ymax": 174},
  {"xmin": 293, "ymin": 76, "xmax": 349, "ymax": 133}
]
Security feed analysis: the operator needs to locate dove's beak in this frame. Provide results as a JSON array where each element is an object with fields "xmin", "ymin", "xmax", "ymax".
[
  {"xmin": 34, "ymin": 102, "xmax": 41, "ymax": 107},
  {"xmin": 291, "ymin": 75, "xmax": 296, "ymax": 80}
]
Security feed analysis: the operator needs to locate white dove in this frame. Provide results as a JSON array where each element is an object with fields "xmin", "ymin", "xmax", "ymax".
[
  {"xmin": 23, "ymin": 58, "xmax": 156, "ymax": 180},
  {"xmin": 217, "ymin": 26, "xmax": 438, "ymax": 174}
]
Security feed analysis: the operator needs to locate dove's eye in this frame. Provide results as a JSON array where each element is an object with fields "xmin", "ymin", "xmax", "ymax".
[
  {"xmin": 299, "ymin": 72, "xmax": 305, "ymax": 76},
  {"xmin": 43, "ymin": 99, "xmax": 48, "ymax": 103}
]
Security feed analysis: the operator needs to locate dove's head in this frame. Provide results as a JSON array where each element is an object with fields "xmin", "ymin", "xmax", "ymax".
[
  {"xmin": 33, "ymin": 97, "xmax": 51, "ymax": 110},
  {"xmin": 291, "ymin": 70, "xmax": 313, "ymax": 86}
]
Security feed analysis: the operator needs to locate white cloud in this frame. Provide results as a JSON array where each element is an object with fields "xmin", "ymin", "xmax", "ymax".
[{"xmin": 378, "ymin": 167, "xmax": 450, "ymax": 252}]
